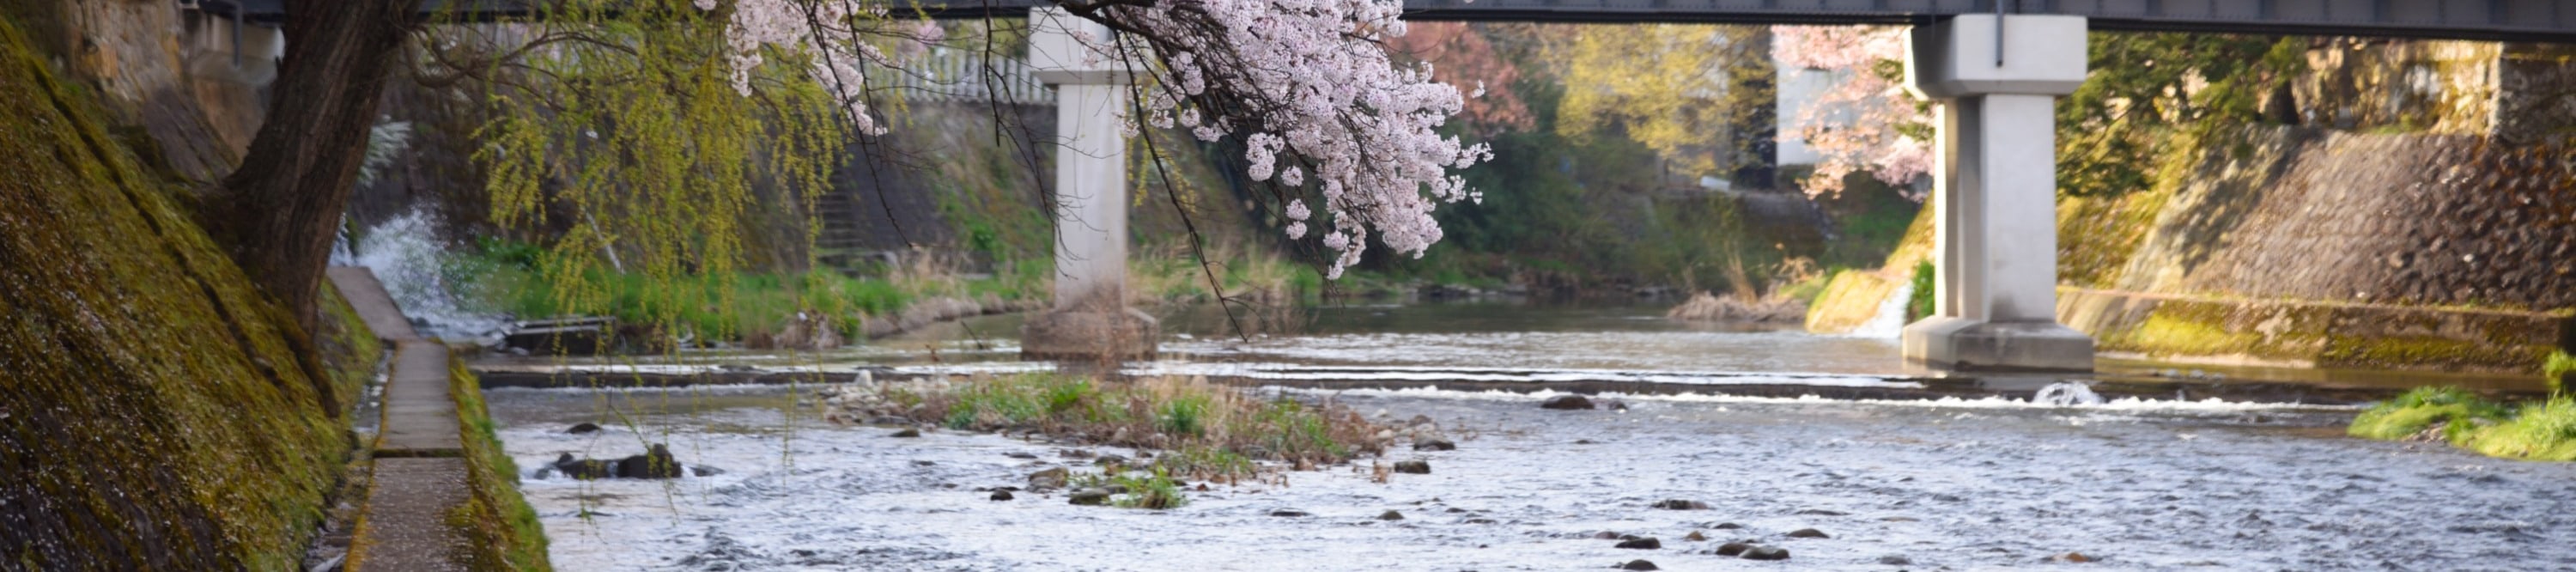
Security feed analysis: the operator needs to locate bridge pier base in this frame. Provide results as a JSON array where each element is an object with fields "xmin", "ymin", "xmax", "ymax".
[
  {"xmin": 1021, "ymin": 8, "xmax": 1157, "ymax": 362},
  {"xmin": 1899, "ymin": 15, "xmax": 2095, "ymax": 372}
]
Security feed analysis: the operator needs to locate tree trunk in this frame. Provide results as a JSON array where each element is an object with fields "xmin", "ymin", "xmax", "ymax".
[
  {"xmin": 205, "ymin": 0, "xmax": 421, "ymax": 417},
  {"xmin": 208, "ymin": 0, "xmax": 418, "ymax": 329}
]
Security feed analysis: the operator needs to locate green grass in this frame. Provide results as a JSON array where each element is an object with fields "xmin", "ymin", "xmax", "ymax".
[
  {"xmin": 2471, "ymin": 398, "xmax": 2576, "ymax": 461},
  {"xmin": 897, "ymin": 374, "xmax": 1386, "ymax": 481},
  {"xmin": 2545, "ymin": 351, "xmax": 2575, "ymax": 395},
  {"xmin": 1072, "ymin": 469, "xmax": 1190, "ymax": 509},
  {"xmin": 1907, "ymin": 259, "xmax": 1935, "ymax": 322},
  {"xmin": 2348, "ymin": 386, "xmax": 2512, "ymax": 444},
  {"xmin": 449, "ymin": 361, "xmax": 553, "ymax": 571}
]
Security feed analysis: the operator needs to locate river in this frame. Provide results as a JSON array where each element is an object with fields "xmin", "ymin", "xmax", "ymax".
[{"xmin": 481, "ymin": 301, "xmax": 2575, "ymax": 570}]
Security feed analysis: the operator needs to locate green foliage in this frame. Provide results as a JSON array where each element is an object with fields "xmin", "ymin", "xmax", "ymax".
[
  {"xmin": 2545, "ymin": 351, "xmax": 2575, "ymax": 395},
  {"xmin": 2348, "ymin": 386, "xmax": 2512, "ymax": 443},
  {"xmin": 1156, "ymin": 394, "xmax": 1212, "ymax": 437},
  {"xmin": 1906, "ymin": 259, "xmax": 1935, "ymax": 322},
  {"xmin": 1155, "ymin": 446, "xmax": 1256, "ymax": 479},
  {"xmin": 2058, "ymin": 33, "xmax": 2305, "ymax": 198},
  {"xmin": 1068, "ymin": 469, "xmax": 1190, "ymax": 509},
  {"xmin": 448, "ymin": 362, "xmax": 554, "ymax": 571},
  {"xmin": 2473, "ymin": 398, "xmax": 2576, "ymax": 461}
]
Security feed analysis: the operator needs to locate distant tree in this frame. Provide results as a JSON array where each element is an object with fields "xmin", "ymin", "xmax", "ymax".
[
  {"xmin": 1548, "ymin": 25, "xmax": 1773, "ymax": 183},
  {"xmin": 1771, "ymin": 25, "xmax": 1931, "ymax": 198}
]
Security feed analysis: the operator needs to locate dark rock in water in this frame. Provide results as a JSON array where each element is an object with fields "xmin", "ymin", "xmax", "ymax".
[
  {"xmin": 1650, "ymin": 499, "xmax": 1709, "ymax": 510},
  {"xmin": 1068, "ymin": 488, "xmax": 1111, "ymax": 505},
  {"xmin": 2050, "ymin": 551, "xmax": 2095, "ymax": 563},
  {"xmin": 1378, "ymin": 510, "xmax": 1405, "ymax": 520},
  {"xmin": 1740, "ymin": 545, "xmax": 1789, "ymax": 561},
  {"xmin": 568, "ymin": 423, "xmax": 602, "ymax": 434},
  {"xmin": 1005, "ymin": 452, "xmax": 1040, "ymax": 459},
  {"xmin": 690, "ymin": 465, "xmax": 726, "ymax": 478},
  {"xmin": 552, "ymin": 453, "xmax": 615, "ymax": 480},
  {"xmin": 1060, "ymin": 448, "xmax": 1097, "ymax": 459},
  {"xmin": 1393, "ymin": 460, "xmax": 1431, "ymax": 474},
  {"xmin": 1462, "ymin": 518, "xmax": 1498, "ymax": 524},
  {"xmin": 1413, "ymin": 438, "xmax": 1456, "ymax": 451},
  {"xmin": 1684, "ymin": 531, "xmax": 1707, "ymax": 542},
  {"xmin": 616, "ymin": 444, "xmax": 684, "ymax": 479},
  {"xmin": 1711, "ymin": 522, "xmax": 1745, "ymax": 530},
  {"xmin": 1713, "ymin": 543, "xmax": 1751, "ymax": 557},
  {"xmin": 1593, "ymin": 532, "xmax": 1623, "ymax": 540},
  {"xmin": 912, "ymin": 460, "xmax": 936, "ymax": 466},
  {"xmin": 1574, "ymin": 439, "xmax": 1598, "ymax": 445},
  {"xmin": 1603, "ymin": 399, "xmax": 1629, "ymax": 411},
  {"xmin": 1785, "ymin": 528, "xmax": 1830, "ymax": 539},
  {"xmin": 1877, "ymin": 555, "xmax": 1912, "ymax": 565},
  {"xmin": 1094, "ymin": 454, "xmax": 1130, "ymax": 466},
  {"xmin": 1540, "ymin": 396, "xmax": 1595, "ymax": 410},
  {"xmin": 890, "ymin": 429, "xmax": 921, "ymax": 438},
  {"xmin": 867, "ymin": 416, "xmax": 912, "ymax": 425},
  {"xmin": 1269, "ymin": 508, "xmax": 1309, "ymax": 517},
  {"xmin": 1614, "ymin": 538, "xmax": 1661, "ymax": 550},
  {"xmin": 989, "ymin": 490, "xmax": 1014, "ymax": 502},
  {"xmin": 1028, "ymin": 468, "xmax": 1071, "ymax": 490},
  {"xmin": 1619, "ymin": 559, "xmax": 1659, "ymax": 570},
  {"xmin": 1795, "ymin": 508, "xmax": 1848, "ymax": 516}
]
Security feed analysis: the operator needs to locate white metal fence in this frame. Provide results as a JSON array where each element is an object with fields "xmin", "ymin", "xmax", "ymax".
[{"xmin": 872, "ymin": 49, "xmax": 1051, "ymax": 106}]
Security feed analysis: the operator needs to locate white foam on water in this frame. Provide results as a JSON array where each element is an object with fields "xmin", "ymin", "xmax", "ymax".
[
  {"xmin": 335, "ymin": 210, "xmax": 509, "ymax": 342},
  {"xmin": 1845, "ymin": 279, "xmax": 1913, "ymax": 338}
]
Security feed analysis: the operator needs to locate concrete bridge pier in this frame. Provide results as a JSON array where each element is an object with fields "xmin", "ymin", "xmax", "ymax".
[
  {"xmin": 1020, "ymin": 8, "xmax": 1158, "ymax": 362},
  {"xmin": 1899, "ymin": 15, "xmax": 2096, "ymax": 372}
]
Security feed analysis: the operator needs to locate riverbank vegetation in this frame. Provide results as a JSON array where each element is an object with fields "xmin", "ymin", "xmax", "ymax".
[
  {"xmin": 2350, "ymin": 385, "xmax": 2576, "ymax": 461},
  {"xmin": 827, "ymin": 374, "xmax": 1395, "ymax": 484},
  {"xmin": 447, "ymin": 362, "xmax": 553, "ymax": 571}
]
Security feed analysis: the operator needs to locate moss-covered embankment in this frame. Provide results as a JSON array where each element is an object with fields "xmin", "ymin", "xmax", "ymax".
[{"xmin": 0, "ymin": 18, "xmax": 378, "ymax": 570}]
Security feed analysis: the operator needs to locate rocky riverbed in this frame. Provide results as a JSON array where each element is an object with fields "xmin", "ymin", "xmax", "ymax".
[{"xmin": 490, "ymin": 383, "xmax": 2576, "ymax": 571}]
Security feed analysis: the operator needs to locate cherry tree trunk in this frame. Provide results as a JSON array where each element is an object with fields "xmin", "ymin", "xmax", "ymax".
[{"xmin": 208, "ymin": 0, "xmax": 417, "ymax": 328}]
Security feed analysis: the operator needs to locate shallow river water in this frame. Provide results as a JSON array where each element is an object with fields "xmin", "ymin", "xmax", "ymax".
[{"xmin": 486, "ymin": 301, "xmax": 2573, "ymax": 570}]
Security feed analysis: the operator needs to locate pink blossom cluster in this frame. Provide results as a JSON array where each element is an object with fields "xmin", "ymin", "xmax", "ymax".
[
  {"xmin": 1100, "ymin": 0, "xmax": 1492, "ymax": 277},
  {"xmin": 696, "ymin": 0, "xmax": 899, "ymax": 134},
  {"xmin": 1772, "ymin": 25, "xmax": 1933, "ymax": 198}
]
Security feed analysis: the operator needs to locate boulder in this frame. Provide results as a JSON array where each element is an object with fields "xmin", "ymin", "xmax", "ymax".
[
  {"xmin": 1614, "ymin": 538, "xmax": 1661, "ymax": 550},
  {"xmin": 1741, "ymin": 545, "xmax": 1789, "ymax": 561},
  {"xmin": 1393, "ymin": 460, "xmax": 1431, "ymax": 474},
  {"xmin": 1649, "ymin": 499, "xmax": 1709, "ymax": 510},
  {"xmin": 1712, "ymin": 543, "xmax": 1751, "ymax": 557},
  {"xmin": 1068, "ymin": 488, "xmax": 1111, "ymax": 505},
  {"xmin": 890, "ymin": 429, "xmax": 921, "ymax": 438},
  {"xmin": 1784, "ymin": 528, "xmax": 1830, "ymax": 539},
  {"xmin": 1269, "ymin": 508, "xmax": 1310, "ymax": 517},
  {"xmin": 614, "ymin": 444, "xmax": 684, "ymax": 479},
  {"xmin": 1540, "ymin": 396, "xmax": 1595, "ymax": 410},
  {"xmin": 1413, "ymin": 438, "xmax": 1456, "ymax": 451},
  {"xmin": 1378, "ymin": 510, "xmax": 1405, "ymax": 520},
  {"xmin": 550, "ymin": 453, "xmax": 614, "ymax": 480},
  {"xmin": 567, "ymin": 423, "xmax": 602, "ymax": 434},
  {"xmin": 989, "ymin": 490, "xmax": 1014, "ymax": 501},
  {"xmin": 1684, "ymin": 531, "xmax": 1707, "ymax": 542},
  {"xmin": 1619, "ymin": 560, "xmax": 1659, "ymax": 570},
  {"xmin": 690, "ymin": 465, "xmax": 726, "ymax": 478},
  {"xmin": 1028, "ymin": 467, "xmax": 1071, "ymax": 490}
]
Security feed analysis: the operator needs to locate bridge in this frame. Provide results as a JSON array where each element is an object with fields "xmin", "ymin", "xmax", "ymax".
[{"xmin": 194, "ymin": 0, "xmax": 2576, "ymax": 371}]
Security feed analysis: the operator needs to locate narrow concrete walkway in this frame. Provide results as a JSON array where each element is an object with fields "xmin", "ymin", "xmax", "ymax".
[{"xmin": 328, "ymin": 266, "xmax": 474, "ymax": 571}]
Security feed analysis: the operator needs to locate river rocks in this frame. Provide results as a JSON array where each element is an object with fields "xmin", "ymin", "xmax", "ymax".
[
  {"xmin": 890, "ymin": 428, "xmax": 921, "ymax": 438},
  {"xmin": 1593, "ymin": 532, "xmax": 1625, "ymax": 540},
  {"xmin": 1269, "ymin": 508, "xmax": 1309, "ymax": 517},
  {"xmin": 1684, "ymin": 531, "xmax": 1707, "ymax": 542},
  {"xmin": 1710, "ymin": 522, "xmax": 1744, "ymax": 529},
  {"xmin": 1619, "ymin": 559, "xmax": 1659, "ymax": 570},
  {"xmin": 615, "ymin": 444, "xmax": 685, "ymax": 479},
  {"xmin": 1741, "ymin": 545, "xmax": 1789, "ymax": 561},
  {"xmin": 1540, "ymin": 396, "xmax": 1596, "ymax": 410},
  {"xmin": 1713, "ymin": 542, "xmax": 1750, "ymax": 557},
  {"xmin": 1094, "ymin": 454, "xmax": 1130, "ymax": 466},
  {"xmin": 1393, "ymin": 460, "xmax": 1431, "ymax": 474},
  {"xmin": 1877, "ymin": 555, "xmax": 1913, "ymax": 565},
  {"xmin": 1378, "ymin": 510, "xmax": 1405, "ymax": 520},
  {"xmin": 1413, "ymin": 437, "xmax": 1456, "ymax": 451},
  {"xmin": 1068, "ymin": 488, "xmax": 1111, "ymax": 506},
  {"xmin": 691, "ymin": 465, "xmax": 725, "ymax": 478},
  {"xmin": 2050, "ymin": 551, "xmax": 2095, "ymax": 563},
  {"xmin": 1649, "ymin": 499, "xmax": 1709, "ymax": 510},
  {"xmin": 1028, "ymin": 467, "xmax": 1070, "ymax": 490},
  {"xmin": 1795, "ymin": 508, "xmax": 1847, "ymax": 516},
  {"xmin": 551, "ymin": 453, "xmax": 614, "ymax": 480},
  {"xmin": 989, "ymin": 490, "xmax": 1014, "ymax": 501},
  {"xmin": 567, "ymin": 423, "xmax": 602, "ymax": 434},
  {"xmin": 1614, "ymin": 538, "xmax": 1661, "ymax": 550},
  {"xmin": 1004, "ymin": 452, "xmax": 1039, "ymax": 459},
  {"xmin": 1784, "ymin": 528, "xmax": 1830, "ymax": 539}
]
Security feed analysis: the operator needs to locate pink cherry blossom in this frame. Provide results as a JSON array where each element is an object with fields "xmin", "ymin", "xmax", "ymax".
[{"xmin": 1773, "ymin": 25, "xmax": 1933, "ymax": 198}]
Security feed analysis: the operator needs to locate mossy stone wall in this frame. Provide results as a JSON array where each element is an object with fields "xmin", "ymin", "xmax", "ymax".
[{"xmin": 0, "ymin": 19, "xmax": 372, "ymax": 569}]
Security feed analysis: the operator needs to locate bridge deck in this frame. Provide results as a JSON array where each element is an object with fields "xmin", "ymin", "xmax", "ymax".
[{"xmin": 197, "ymin": 0, "xmax": 2576, "ymax": 42}]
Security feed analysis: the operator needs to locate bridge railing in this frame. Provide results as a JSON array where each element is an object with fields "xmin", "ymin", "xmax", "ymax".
[{"xmin": 868, "ymin": 49, "xmax": 1052, "ymax": 106}]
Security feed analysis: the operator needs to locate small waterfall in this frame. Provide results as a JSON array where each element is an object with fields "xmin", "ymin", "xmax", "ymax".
[
  {"xmin": 2032, "ymin": 381, "xmax": 2105, "ymax": 406},
  {"xmin": 1846, "ymin": 281, "xmax": 1913, "ymax": 338},
  {"xmin": 333, "ymin": 210, "xmax": 509, "ymax": 343}
]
